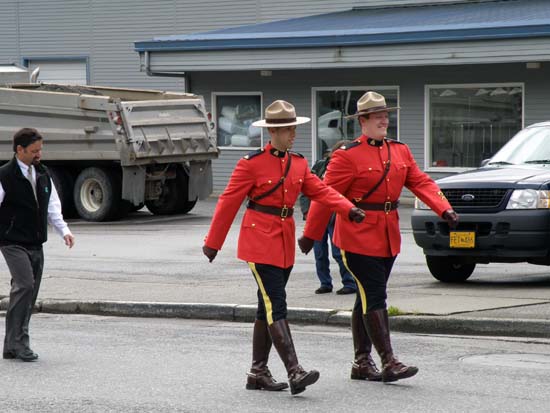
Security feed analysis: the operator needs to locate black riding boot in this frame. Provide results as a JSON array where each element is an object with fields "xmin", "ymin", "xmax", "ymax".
[
  {"xmin": 350, "ymin": 308, "xmax": 382, "ymax": 381},
  {"xmin": 268, "ymin": 319, "xmax": 320, "ymax": 395},
  {"xmin": 365, "ymin": 309, "xmax": 418, "ymax": 382},
  {"xmin": 246, "ymin": 319, "xmax": 288, "ymax": 391}
]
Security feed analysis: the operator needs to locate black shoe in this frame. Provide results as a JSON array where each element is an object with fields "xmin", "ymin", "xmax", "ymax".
[
  {"xmin": 315, "ymin": 286, "xmax": 332, "ymax": 294},
  {"xmin": 336, "ymin": 287, "xmax": 356, "ymax": 295},
  {"xmin": 10, "ymin": 349, "xmax": 39, "ymax": 362},
  {"xmin": 3, "ymin": 350, "xmax": 16, "ymax": 359}
]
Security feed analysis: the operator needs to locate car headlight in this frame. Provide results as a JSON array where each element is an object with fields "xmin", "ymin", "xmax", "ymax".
[
  {"xmin": 415, "ymin": 197, "xmax": 430, "ymax": 210},
  {"xmin": 506, "ymin": 189, "xmax": 550, "ymax": 209}
]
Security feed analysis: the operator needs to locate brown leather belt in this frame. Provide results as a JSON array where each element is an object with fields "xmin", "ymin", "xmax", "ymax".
[
  {"xmin": 355, "ymin": 200, "xmax": 399, "ymax": 214},
  {"xmin": 247, "ymin": 200, "xmax": 294, "ymax": 218}
]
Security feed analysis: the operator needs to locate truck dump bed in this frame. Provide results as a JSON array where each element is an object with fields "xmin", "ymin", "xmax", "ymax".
[{"xmin": 0, "ymin": 84, "xmax": 218, "ymax": 165}]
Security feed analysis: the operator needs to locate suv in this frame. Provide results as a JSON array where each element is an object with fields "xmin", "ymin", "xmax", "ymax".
[{"xmin": 412, "ymin": 121, "xmax": 550, "ymax": 282}]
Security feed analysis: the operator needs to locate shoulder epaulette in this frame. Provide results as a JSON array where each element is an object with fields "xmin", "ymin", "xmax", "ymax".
[
  {"xmin": 341, "ymin": 141, "xmax": 362, "ymax": 150},
  {"xmin": 243, "ymin": 148, "xmax": 264, "ymax": 160},
  {"xmin": 385, "ymin": 138, "xmax": 405, "ymax": 145},
  {"xmin": 289, "ymin": 151, "xmax": 304, "ymax": 158}
]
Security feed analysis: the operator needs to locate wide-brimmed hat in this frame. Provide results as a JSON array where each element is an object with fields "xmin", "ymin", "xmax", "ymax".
[
  {"xmin": 252, "ymin": 100, "xmax": 310, "ymax": 128},
  {"xmin": 346, "ymin": 91, "xmax": 400, "ymax": 119}
]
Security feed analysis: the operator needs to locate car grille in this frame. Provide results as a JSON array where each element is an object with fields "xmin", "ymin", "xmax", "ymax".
[{"xmin": 443, "ymin": 189, "xmax": 509, "ymax": 208}]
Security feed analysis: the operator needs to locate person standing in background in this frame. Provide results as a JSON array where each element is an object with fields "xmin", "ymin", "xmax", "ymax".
[{"xmin": 1, "ymin": 128, "xmax": 75, "ymax": 362}]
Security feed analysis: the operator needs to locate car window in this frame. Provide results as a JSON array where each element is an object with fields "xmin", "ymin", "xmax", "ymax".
[{"xmin": 489, "ymin": 126, "xmax": 550, "ymax": 165}]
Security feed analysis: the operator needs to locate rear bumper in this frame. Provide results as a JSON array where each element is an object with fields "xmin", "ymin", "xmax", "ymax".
[{"xmin": 411, "ymin": 209, "xmax": 550, "ymax": 262}]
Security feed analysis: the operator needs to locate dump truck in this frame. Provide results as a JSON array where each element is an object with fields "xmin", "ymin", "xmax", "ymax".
[{"xmin": 0, "ymin": 64, "xmax": 218, "ymax": 221}]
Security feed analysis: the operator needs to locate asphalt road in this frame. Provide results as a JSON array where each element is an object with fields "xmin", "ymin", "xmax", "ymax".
[{"xmin": 1, "ymin": 315, "xmax": 550, "ymax": 412}]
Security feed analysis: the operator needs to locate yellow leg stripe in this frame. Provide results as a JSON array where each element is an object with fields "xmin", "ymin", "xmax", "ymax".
[
  {"xmin": 341, "ymin": 249, "xmax": 368, "ymax": 315},
  {"xmin": 248, "ymin": 262, "xmax": 274, "ymax": 325}
]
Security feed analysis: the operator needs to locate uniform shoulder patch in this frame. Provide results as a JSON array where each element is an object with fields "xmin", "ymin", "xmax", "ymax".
[
  {"xmin": 342, "ymin": 141, "xmax": 362, "ymax": 150},
  {"xmin": 385, "ymin": 138, "xmax": 405, "ymax": 145},
  {"xmin": 243, "ymin": 148, "xmax": 264, "ymax": 160},
  {"xmin": 289, "ymin": 151, "xmax": 304, "ymax": 158}
]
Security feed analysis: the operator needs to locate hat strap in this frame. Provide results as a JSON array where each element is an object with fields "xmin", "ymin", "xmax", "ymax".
[{"xmin": 265, "ymin": 117, "xmax": 297, "ymax": 124}]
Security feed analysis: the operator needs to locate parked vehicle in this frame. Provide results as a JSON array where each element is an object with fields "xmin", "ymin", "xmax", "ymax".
[
  {"xmin": 412, "ymin": 121, "xmax": 550, "ymax": 282},
  {"xmin": 0, "ymin": 65, "xmax": 218, "ymax": 221}
]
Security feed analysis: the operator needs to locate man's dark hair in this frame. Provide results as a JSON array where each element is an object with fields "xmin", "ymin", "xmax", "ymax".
[{"xmin": 13, "ymin": 128, "xmax": 43, "ymax": 152}]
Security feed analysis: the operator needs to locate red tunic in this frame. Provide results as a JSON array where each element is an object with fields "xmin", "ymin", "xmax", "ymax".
[
  {"xmin": 204, "ymin": 143, "xmax": 354, "ymax": 268},
  {"xmin": 304, "ymin": 135, "xmax": 452, "ymax": 258}
]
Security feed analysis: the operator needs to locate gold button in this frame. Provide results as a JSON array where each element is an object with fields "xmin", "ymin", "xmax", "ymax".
[
  {"xmin": 386, "ymin": 178, "xmax": 390, "ymax": 181},
  {"xmin": 282, "ymin": 160, "xmax": 285, "ymax": 163},
  {"xmin": 284, "ymin": 189, "xmax": 288, "ymax": 192},
  {"xmin": 368, "ymin": 167, "xmax": 372, "ymax": 171},
  {"xmin": 299, "ymin": 179, "xmax": 303, "ymax": 182},
  {"xmin": 268, "ymin": 180, "xmax": 272, "ymax": 184},
  {"xmin": 252, "ymin": 223, "xmax": 256, "ymax": 227},
  {"xmin": 387, "ymin": 196, "xmax": 391, "ymax": 199},
  {"xmin": 281, "ymin": 218, "xmax": 285, "ymax": 221}
]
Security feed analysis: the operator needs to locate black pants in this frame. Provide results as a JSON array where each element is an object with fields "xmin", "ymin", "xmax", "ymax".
[
  {"xmin": 1, "ymin": 244, "xmax": 44, "ymax": 352},
  {"xmin": 341, "ymin": 251, "xmax": 396, "ymax": 314},
  {"xmin": 248, "ymin": 263, "xmax": 292, "ymax": 325}
]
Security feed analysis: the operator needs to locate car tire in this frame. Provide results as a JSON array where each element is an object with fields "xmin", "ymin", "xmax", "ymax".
[{"xmin": 426, "ymin": 255, "xmax": 475, "ymax": 283}]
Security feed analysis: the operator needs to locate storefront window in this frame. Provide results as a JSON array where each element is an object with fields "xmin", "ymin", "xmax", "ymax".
[
  {"xmin": 429, "ymin": 85, "xmax": 523, "ymax": 168},
  {"xmin": 214, "ymin": 93, "xmax": 262, "ymax": 148},
  {"xmin": 314, "ymin": 88, "xmax": 398, "ymax": 160}
]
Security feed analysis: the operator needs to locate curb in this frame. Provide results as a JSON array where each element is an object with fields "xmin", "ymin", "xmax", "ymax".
[{"xmin": 1, "ymin": 298, "xmax": 549, "ymax": 339}]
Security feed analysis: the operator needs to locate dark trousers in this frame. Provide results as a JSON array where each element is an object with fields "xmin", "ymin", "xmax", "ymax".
[
  {"xmin": 248, "ymin": 263, "xmax": 292, "ymax": 325},
  {"xmin": 1, "ymin": 244, "xmax": 44, "ymax": 352},
  {"xmin": 341, "ymin": 251, "xmax": 396, "ymax": 314}
]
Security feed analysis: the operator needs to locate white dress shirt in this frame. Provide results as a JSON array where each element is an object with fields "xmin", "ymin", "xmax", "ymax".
[{"xmin": 0, "ymin": 158, "xmax": 72, "ymax": 238}]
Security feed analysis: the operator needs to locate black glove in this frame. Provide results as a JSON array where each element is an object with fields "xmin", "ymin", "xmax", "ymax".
[
  {"xmin": 202, "ymin": 245, "xmax": 218, "ymax": 263},
  {"xmin": 298, "ymin": 236, "xmax": 315, "ymax": 255},
  {"xmin": 348, "ymin": 207, "xmax": 365, "ymax": 223},
  {"xmin": 442, "ymin": 209, "xmax": 459, "ymax": 229}
]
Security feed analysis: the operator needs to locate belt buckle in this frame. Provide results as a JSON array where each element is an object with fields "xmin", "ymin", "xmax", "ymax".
[
  {"xmin": 384, "ymin": 201, "xmax": 392, "ymax": 214},
  {"xmin": 280, "ymin": 205, "xmax": 289, "ymax": 218}
]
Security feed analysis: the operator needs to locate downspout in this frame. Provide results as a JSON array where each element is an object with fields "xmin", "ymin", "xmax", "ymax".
[{"xmin": 143, "ymin": 51, "xmax": 191, "ymax": 93}]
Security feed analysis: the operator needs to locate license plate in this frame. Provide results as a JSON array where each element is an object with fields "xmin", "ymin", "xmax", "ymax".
[{"xmin": 450, "ymin": 231, "xmax": 475, "ymax": 248}]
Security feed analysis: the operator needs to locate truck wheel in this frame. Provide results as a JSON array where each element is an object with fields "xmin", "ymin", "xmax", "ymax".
[
  {"xmin": 426, "ymin": 256, "xmax": 475, "ymax": 283},
  {"xmin": 73, "ymin": 167, "xmax": 122, "ymax": 221},
  {"xmin": 146, "ymin": 166, "xmax": 195, "ymax": 215}
]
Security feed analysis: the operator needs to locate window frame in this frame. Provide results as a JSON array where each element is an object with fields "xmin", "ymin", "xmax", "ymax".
[
  {"xmin": 424, "ymin": 82, "xmax": 525, "ymax": 172},
  {"xmin": 311, "ymin": 86, "xmax": 400, "ymax": 163},
  {"xmin": 211, "ymin": 91, "xmax": 263, "ymax": 150}
]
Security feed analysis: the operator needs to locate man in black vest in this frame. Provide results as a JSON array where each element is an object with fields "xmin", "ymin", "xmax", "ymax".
[{"xmin": 0, "ymin": 128, "xmax": 75, "ymax": 362}]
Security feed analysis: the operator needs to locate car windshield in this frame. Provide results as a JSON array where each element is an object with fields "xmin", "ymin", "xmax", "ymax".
[{"xmin": 488, "ymin": 126, "xmax": 550, "ymax": 165}]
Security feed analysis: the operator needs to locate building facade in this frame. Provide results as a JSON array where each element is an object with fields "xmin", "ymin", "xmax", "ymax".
[{"xmin": 2, "ymin": 0, "xmax": 550, "ymax": 192}]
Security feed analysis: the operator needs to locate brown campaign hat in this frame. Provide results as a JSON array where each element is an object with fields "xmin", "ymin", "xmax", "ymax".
[
  {"xmin": 252, "ymin": 100, "xmax": 310, "ymax": 128},
  {"xmin": 346, "ymin": 91, "xmax": 400, "ymax": 119}
]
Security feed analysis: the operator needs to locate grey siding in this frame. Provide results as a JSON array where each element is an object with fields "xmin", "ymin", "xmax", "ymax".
[
  {"xmin": 0, "ymin": 2, "xmax": 18, "ymax": 62},
  {"xmin": 148, "ymin": 37, "xmax": 550, "ymax": 72}
]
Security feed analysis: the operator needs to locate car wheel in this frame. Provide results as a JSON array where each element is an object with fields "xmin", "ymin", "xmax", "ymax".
[{"xmin": 426, "ymin": 255, "xmax": 475, "ymax": 283}]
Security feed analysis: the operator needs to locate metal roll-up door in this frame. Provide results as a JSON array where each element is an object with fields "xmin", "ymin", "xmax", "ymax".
[{"xmin": 28, "ymin": 59, "xmax": 87, "ymax": 85}]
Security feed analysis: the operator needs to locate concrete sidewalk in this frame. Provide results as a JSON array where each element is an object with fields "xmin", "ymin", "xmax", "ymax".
[{"xmin": 2, "ymin": 198, "xmax": 550, "ymax": 339}]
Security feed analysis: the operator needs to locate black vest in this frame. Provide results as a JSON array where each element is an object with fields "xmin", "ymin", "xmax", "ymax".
[{"xmin": 0, "ymin": 157, "xmax": 52, "ymax": 246}]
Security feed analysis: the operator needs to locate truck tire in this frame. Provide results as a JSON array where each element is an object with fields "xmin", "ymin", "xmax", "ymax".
[
  {"xmin": 49, "ymin": 166, "xmax": 77, "ymax": 218},
  {"xmin": 146, "ymin": 166, "xmax": 196, "ymax": 215},
  {"xmin": 73, "ymin": 167, "xmax": 123, "ymax": 221},
  {"xmin": 426, "ymin": 255, "xmax": 475, "ymax": 283}
]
